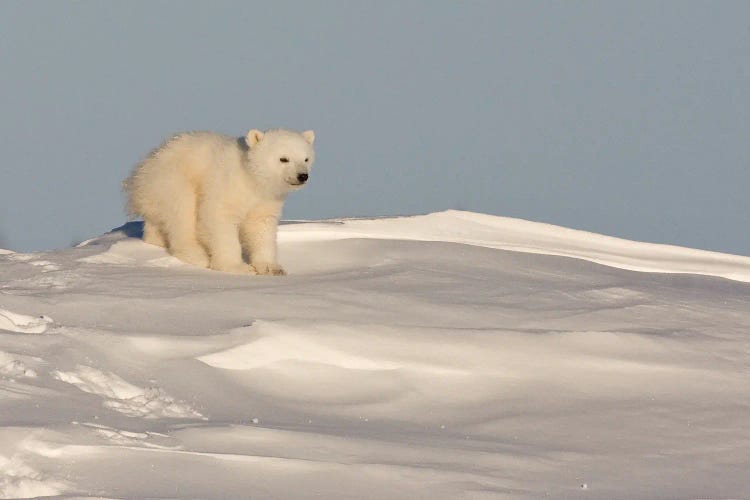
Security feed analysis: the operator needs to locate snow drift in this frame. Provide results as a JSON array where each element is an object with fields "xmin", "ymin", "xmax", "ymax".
[{"xmin": 1, "ymin": 211, "xmax": 749, "ymax": 499}]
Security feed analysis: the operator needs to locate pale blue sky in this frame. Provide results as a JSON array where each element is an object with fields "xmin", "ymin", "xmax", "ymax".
[{"xmin": 1, "ymin": 1, "xmax": 748, "ymax": 255}]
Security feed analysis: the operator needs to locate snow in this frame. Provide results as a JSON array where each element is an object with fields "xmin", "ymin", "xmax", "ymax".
[
  {"xmin": 1, "ymin": 210, "xmax": 749, "ymax": 499},
  {"xmin": 281, "ymin": 210, "xmax": 750, "ymax": 282},
  {"xmin": 51, "ymin": 366, "xmax": 204, "ymax": 420},
  {"xmin": 0, "ymin": 309, "xmax": 52, "ymax": 334}
]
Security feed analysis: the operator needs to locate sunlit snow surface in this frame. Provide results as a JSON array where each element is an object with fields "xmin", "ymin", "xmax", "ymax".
[{"xmin": 1, "ymin": 211, "xmax": 749, "ymax": 499}]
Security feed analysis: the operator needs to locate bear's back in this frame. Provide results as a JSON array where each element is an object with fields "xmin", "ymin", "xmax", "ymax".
[
  {"xmin": 125, "ymin": 131, "xmax": 245, "ymax": 216},
  {"xmin": 153, "ymin": 132, "xmax": 241, "ymax": 179}
]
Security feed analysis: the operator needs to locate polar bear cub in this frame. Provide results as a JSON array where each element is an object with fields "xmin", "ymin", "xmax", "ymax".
[{"xmin": 125, "ymin": 128, "xmax": 315, "ymax": 275}]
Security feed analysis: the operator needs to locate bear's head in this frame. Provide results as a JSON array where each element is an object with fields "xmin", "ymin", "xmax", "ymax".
[{"xmin": 244, "ymin": 128, "xmax": 315, "ymax": 195}]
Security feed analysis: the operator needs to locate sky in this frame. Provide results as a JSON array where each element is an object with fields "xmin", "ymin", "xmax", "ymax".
[{"xmin": 0, "ymin": 1, "xmax": 748, "ymax": 255}]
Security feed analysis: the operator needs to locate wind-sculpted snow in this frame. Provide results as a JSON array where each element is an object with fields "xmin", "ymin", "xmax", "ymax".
[
  {"xmin": 0, "ymin": 211, "xmax": 749, "ymax": 499},
  {"xmin": 0, "ymin": 309, "xmax": 52, "ymax": 334},
  {"xmin": 281, "ymin": 210, "xmax": 750, "ymax": 282},
  {"xmin": 52, "ymin": 365, "xmax": 203, "ymax": 419}
]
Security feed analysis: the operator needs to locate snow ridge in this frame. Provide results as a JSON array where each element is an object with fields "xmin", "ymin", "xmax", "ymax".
[
  {"xmin": 280, "ymin": 210, "xmax": 750, "ymax": 282},
  {"xmin": 1, "ymin": 211, "xmax": 749, "ymax": 499}
]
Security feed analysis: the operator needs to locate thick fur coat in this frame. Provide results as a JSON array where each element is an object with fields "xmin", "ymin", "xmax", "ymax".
[{"xmin": 124, "ymin": 128, "xmax": 315, "ymax": 275}]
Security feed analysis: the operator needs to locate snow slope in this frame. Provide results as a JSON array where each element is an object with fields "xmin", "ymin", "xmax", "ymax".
[{"xmin": 1, "ymin": 211, "xmax": 749, "ymax": 499}]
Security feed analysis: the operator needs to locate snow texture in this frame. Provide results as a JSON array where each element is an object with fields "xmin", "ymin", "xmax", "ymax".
[
  {"xmin": 0, "ymin": 309, "xmax": 52, "ymax": 334},
  {"xmin": 1, "ymin": 210, "xmax": 749, "ymax": 499}
]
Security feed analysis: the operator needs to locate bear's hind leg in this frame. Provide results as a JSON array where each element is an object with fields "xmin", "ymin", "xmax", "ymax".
[
  {"xmin": 198, "ymin": 204, "xmax": 254, "ymax": 274},
  {"xmin": 142, "ymin": 220, "xmax": 167, "ymax": 247},
  {"xmin": 160, "ymin": 185, "xmax": 209, "ymax": 268}
]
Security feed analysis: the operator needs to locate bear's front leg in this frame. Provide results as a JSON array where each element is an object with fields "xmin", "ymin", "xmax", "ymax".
[
  {"xmin": 198, "ymin": 205, "xmax": 255, "ymax": 274},
  {"xmin": 240, "ymin": 207, "xmax": 285, "ymax": 276}
]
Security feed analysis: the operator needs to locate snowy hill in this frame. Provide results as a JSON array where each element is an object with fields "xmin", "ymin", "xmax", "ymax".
[{"xmin": 1, "ymin": 211, "xmax": 749, "ymax": 499}]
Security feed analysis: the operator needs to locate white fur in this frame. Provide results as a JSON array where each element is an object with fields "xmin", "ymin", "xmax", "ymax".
[{"xmin": 124, "ymin": 129, "xmax": 315, "ymax": 275}]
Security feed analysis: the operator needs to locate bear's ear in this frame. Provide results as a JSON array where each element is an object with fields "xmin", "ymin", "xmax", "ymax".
[
  {"xmin": 246, "ymin": 129, "xmax": 264, "ymax": 147},
  {"xmin": 302, "ymin": 130, "xmax": 315, "ymax": 145}
]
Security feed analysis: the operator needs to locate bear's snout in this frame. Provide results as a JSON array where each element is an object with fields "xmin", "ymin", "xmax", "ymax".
[{"xmin": 297, "ymin": 173, "xmax": 309, "ymax": 184}]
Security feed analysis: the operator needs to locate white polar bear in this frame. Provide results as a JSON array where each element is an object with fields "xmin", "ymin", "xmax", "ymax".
[{"xmin": 124, "ymin": 128, "xmax": 315, "ymax": 275}]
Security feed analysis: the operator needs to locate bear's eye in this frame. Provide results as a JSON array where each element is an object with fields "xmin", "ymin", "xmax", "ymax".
[
  {"xmin": 279, "ymin": 157, "xmax": 289, "ymax": 163},
  {"xmin": 304, "ymin": 157, "xmax": 309, "ymax": 162}
]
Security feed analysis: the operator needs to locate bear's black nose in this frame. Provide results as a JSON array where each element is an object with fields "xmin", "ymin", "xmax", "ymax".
[{"xmin": 297, "ymin": 173, "xmax": 309, "ymax": 183}]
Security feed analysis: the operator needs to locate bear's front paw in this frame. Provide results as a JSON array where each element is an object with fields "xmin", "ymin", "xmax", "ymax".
[{"xmin": 251, "ymin": 262, "xmax": 286, "ymax": 276}]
